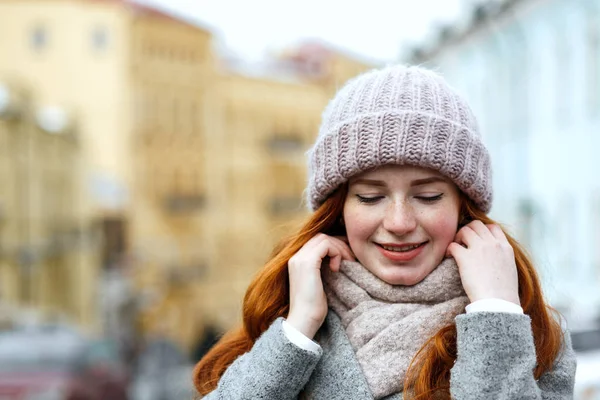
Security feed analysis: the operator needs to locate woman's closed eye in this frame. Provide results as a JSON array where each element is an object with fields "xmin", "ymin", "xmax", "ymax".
[
  {"xmin": 356, "ymin": 194, "xmax": 383, "ymax": 204},
  {"xmin": 415, "ymin": 194, "xmax": 444, "ymax": 203}
]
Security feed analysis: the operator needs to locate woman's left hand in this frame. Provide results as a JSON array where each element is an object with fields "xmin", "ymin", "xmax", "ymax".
[{"xmin": 446, "ymin": 220, "xmax": 520, "ymax": 306}]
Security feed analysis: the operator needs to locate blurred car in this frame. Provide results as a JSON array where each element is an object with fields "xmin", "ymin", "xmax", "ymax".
[
  {"xmin": 573, "ymin": 328, "xmax": 600, "ymax": 399},
  {"xmin": 0, "ymin": 325, "xmax": 129, "ymax": 400},
  {"xmin": 130, "ymin": 364, "xmax": 195, "ymax": 400},
  {"xmin": 575, "ymin": 350, "xmax": 600, "ymax": 399},
  {"xmin": 81, "ymin": 339, "xmax": 130, "ymax": 400}
]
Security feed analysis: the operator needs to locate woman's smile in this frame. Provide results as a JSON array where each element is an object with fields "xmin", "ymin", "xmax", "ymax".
[
  {"xmin": 374, "ymin": 241, "xmax": 428, "ymax": 262},
  {"xmin": 343, "ymin": 165, "xmax": 461, "ymax": 285}
]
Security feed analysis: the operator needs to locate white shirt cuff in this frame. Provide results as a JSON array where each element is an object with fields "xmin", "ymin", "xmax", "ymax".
[
  {"xmin": 466, "ymin": 298, "xmax": 523, "ymax": 314},
  {"xmin": 281, "ymin": 320, "xmax": 322, "ymax": 354}
]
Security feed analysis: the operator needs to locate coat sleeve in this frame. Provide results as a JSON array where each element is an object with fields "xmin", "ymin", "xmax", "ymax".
[
  {"xmin": 450, "ymin": 312, "xmax": 576, "ymax": 400},
  {"xmin": 202, "ymin": 318, "xmax": 322, "ymax": 400}
]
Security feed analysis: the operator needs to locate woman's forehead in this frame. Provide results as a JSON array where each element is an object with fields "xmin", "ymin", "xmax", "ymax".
[{"xmin": 349, "ymin": 165, "xmax": 447, "ymax": 182}]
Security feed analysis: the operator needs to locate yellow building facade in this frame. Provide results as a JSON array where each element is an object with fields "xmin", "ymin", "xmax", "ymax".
[
  {"xmin": 0, "ymin": 0, "xmax": 150, "ymax": 331},
  {"xmin": 125, "ymin": 3, "xmax": 215, "ymax": 349},
  {"xmin": 172, "ymin": 52, "xmax": 372, "ymax": 350},
  {"xmin": 197, "ymin": 69, "xmax": 329, "ymax": 334},
  {"xmin": 0, "ymin": 80, "xmax": 98, "ymax": 328},
  {"xmin": 0, "ymin": 0, "xmax": 373, "ymax": 351}
]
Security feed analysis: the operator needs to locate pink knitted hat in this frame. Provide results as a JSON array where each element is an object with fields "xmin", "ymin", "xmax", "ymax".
[{"xmin": 306, "ymin": 65, "xmax": 492, "ymax": 213}]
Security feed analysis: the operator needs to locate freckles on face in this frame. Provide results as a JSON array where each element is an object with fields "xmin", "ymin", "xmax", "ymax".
[
  {"xmin": 342, "ymin": 165, "xmax": 461, "ymax": 285},
  {"xmin": 417, "ymin": 206, "xmax": 459, "ymax": 249},
  {"xmin": 343, "ymin": 206, "xmax": 374, "ymax": 239}
]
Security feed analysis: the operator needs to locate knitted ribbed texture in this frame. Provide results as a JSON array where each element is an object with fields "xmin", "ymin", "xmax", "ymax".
[
  {"xmin": 323, "ymin": 258, "xmax": 469, "ymax": 399},
  {"xmin": 306, "ymin": 65, "xmax": 492, "ymax": 213}
]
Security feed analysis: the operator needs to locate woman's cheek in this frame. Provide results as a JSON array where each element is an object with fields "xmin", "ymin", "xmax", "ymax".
[
  {"xmin": 344, "ymin": 207, "xmax": 380, "ymax": 240},
  {"xmin": 346, "ymin": 214, "xmax": 374, "ymax": 238},
  {"xmin": 423, "ymin": 208, "xmax": 460, "ymax": 244}
]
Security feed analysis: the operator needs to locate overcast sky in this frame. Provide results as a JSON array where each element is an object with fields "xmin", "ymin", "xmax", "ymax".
[{"xmin": 134, "ymin": 0, "xmax": 467, "ymax": 63}]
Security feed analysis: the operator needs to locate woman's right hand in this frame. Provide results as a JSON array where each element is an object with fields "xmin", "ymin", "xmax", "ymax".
[{"xmin": 286, "ymin": 233, "xmax": 354, "ymax": 339}]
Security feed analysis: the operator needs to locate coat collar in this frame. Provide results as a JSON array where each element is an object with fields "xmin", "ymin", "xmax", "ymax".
[{"xmin": 301, "ymin": 312, "xmax": 403, "ymax": 400}]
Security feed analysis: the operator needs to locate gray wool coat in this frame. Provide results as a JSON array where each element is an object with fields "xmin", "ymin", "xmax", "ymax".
[{"xmin": 202, "ymin": 311, "xmax": 576, "ymax": 399}]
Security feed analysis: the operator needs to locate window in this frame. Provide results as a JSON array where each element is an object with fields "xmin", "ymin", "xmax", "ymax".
[
  {"xmin": 163, "ymin": 168, "xmax": 205, "ymax": 214},
  {"xmin": 269, "ymin": 163, "xmax": 305, "ymax": 215},
  {"xmin": 516, "ymin": 198, "xmax": 536, "ymax": 251},
  {"xmin": 266, "ymin": 135, "xmax": 303, "ymax": 153},
  {"xmin": 507, "ymin": 29, "xmax": 529, "ymax": 132},
  {"xmin": 101, "ymin": 217, "xmax": 127, "ymax": 269},
  {"xmin": 557, "ymin": 195, "xmax": 575, "ymax": 281},
  {"xmin": 269, "ymin": 196, "xmax": 302, "ymax": 215},
  {"xmin": 586, "ymin": 14, "xmax": 600, "ymax": 117},
  {"xmin": 163, "ymin": 194, "xmax": 205, "ymax": 214},
  {"xmin": 594, "ymin": 193, "xmax": 600, "ymax": 281},
  {"xmin": 555, "ymin": 30, "xmax": 571, "ymax": 124},
  {"xmin": 91, "ymin": 26, "xmax": 108, "ymax": 51},
  {"xmin": 30, "ymin": 25, "xmax": 47, "ymax": 51}
]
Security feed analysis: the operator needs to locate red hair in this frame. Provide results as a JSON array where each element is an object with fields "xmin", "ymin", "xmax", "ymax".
[
  {"xmin": 402, "ymin": 198, "xmax": 563, "ymax": 398},
  {"xmin": 193, "ymin": 186, "xmax": 563, "ymax": 398}
]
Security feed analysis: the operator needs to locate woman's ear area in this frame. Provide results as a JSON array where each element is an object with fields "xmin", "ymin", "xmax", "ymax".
[{"xmin": 456, "ymin": 192, "xmax": 474, "ymax": 229}]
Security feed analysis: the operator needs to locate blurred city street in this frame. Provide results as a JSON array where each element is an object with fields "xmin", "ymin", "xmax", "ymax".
[{"xmin": 0, "ymin": 0, "xmax": 600, "ymax": 398}]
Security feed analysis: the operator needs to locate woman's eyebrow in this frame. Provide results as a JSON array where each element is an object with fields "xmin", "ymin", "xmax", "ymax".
[
  {"xmin": 350, "ymin": 178, "xmax": 386, "ymax": 187},
  {"xmin": 410, "ymin": 177, "xmax": 448, "ymax": 187}
]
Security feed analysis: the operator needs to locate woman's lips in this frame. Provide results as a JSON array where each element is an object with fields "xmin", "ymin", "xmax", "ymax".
[{"xmin": 376, "ymin": 241, "xmax": 427, "ymax": 262}]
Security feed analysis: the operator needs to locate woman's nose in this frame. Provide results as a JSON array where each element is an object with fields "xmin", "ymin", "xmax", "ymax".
[{"xmin": 382, "ymin": 200, "xmax": 418, "ymax": 235}]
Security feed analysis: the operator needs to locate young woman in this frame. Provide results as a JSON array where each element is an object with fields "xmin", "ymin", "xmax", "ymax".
[{"xmin": 193, "ymin": 66, "xmax": 576, "ymax": 399}]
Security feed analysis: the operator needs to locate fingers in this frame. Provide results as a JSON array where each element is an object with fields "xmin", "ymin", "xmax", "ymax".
[
  {"xmin": 306, "ymin": 234, "xmax": 352, "ymax": 258},
  {"xmin": 448, "ymin": 220, "xmax": 519, "ymax": 305},
  {"xmin": 455, "ymin": 221, "xmax": 505, "ymax": 247},
  {"xmin": 326, "ymin": 235, "xmax": 354, "ymax": 261},
  {"xmin": 329, "ymin": 254, "xmax": 342, "ymax": 272},
  {"xmin": 314, "ymin": 238, "xmax": 353, "ymax": 269},
  {"xmin": 467, "ymin": 220, "xmax": 495, "ymax": 239},
  {"xmin": 454, "ymin": 225, "xmax": 479, "ymax": 247},
  {"xmin": 450, "ymin": 221, "xmax": 509, "ymax": 260},
  {"xmin": 323, "ymin": 238, "xmax": 354, "ymax": 262},
  {"xmin": 449, "ymin": 221, "xmax": 513, "ymax": 264},
  {"xmin": 299, "ymin": 234, "xmax": 354, "ymax": 272},
  {"xmin": 486, "ymin": 223, "xmax": 508, "ymax": 241},
  {"xmin": 446, "ymin": 242, "xmax": 467, "ymax": 259}
]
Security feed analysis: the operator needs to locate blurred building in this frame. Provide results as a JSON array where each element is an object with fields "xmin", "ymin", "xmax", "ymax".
[
  {"xmin": 135, "ymin": 44, "xmax": 373, "ymax": 350},
  {"xmin": 0, "ymin": 0, "xmax": 213, "ymax": 338},
  {"xmin": 0, "ymin": 0, "xmax": 373, "ymax": 352},
  {"xmin": 0, "ymin": 81, "xmax": 98, "ymax": 328},
  {"xmin": 118, "ymin": 0, "xmax": 215, "ymax": 352},
  {"xmin": 407, "ymin": 0, "xmax": 600, "ymax": 328}
]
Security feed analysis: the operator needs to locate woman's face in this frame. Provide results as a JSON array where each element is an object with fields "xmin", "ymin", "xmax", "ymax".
[{"xmin": 343, "ymin": 165, "xmax": 461, "ymax": 285}]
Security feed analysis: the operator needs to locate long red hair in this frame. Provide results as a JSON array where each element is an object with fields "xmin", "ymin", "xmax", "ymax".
[{"xmin": 193, "ymin": 185, "xmax": 564, "ymax": 399}]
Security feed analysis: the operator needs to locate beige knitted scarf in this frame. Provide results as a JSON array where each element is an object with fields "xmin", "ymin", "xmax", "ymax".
[{"xmin": 322, "ymin": 258, "xmax": 469, "ymax": 399}]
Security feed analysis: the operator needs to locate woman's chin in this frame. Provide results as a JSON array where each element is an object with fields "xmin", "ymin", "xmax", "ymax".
[{"xmin": 373, "ymin": 265, "xmax": 431, "ymax": 286}]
